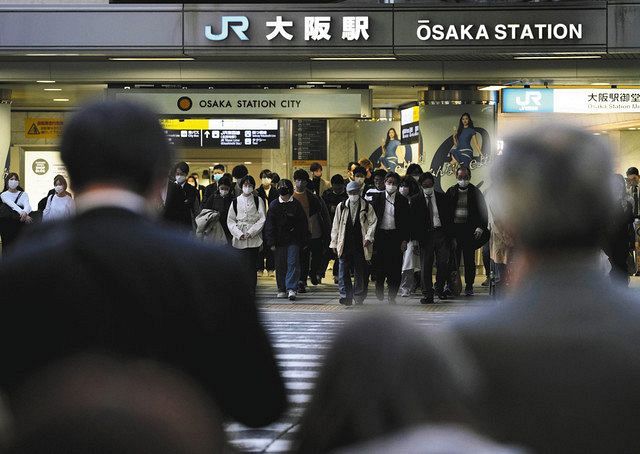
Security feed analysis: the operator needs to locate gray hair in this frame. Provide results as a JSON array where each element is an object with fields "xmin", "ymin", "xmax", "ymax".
[{"xmin": 490, "ymin": 124, "xmax": 614, "ymax": 250}]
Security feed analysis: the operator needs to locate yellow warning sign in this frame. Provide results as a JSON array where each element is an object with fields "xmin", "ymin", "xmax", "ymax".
[
  {"xmin": 160, "ymin": 118, "xmax": 209, "ymax": 131},
  {"xmin": 25, "ymin": 118, "xmax": 64, "ymax": 139}
]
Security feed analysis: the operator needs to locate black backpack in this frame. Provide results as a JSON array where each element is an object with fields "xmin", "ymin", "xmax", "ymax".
[{"xmin": 232, "ymin": 195, "xmax": 260, "ymax": 215}]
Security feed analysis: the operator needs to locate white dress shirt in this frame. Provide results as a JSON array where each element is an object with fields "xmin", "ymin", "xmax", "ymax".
[
  {"xmin": 380, "ymin": 191, "xmax": 396, "ymax": 230},
  {"xmin": 425, "ymin": 192, "xmax": 442, "ymax": 228}
]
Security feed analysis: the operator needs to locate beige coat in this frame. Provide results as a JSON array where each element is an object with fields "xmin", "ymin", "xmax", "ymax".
[{"xmin": 330, "ymin": 199, "xmax": 378, "ymax": 260}]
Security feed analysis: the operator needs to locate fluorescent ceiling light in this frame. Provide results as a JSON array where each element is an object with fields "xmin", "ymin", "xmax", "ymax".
[
  {"xmin": 311, "ymin": 57, "xmax": 396, "ymax": 61},
  {"xmin": 306, "ymin": 81, "xmax": 326, "ymax": 85},
  {"xmin": 108, "ymin": 57, "xmax": 195, "ymax": 61},
  {"xmin": 27, "ymin": 53, "xmax": 80, "ymax": 57},
  {"xmin": 244, "ymin": 161, "xmax": 252, "ymax": 164},
  {"xmin": 479, "ymin": 85, "xmax": 508, "ymax": 91},
  {"xmin": 53, "ymin": 98, "xmax": 69, "ymax": 102},
  {"xmin": 43, "ymin": 88, "xmax": 62, "ymax": 92},
  {"xmin": 591, "ymin": 83, "xmax": 611, "ymax": 86},
  {"xmin": 514, "ymin": 55, "xmax": 602, "ymax": 60},
  {"xmin": 36, "ymin": 80, "xmax": 56, "ymax": 84}
]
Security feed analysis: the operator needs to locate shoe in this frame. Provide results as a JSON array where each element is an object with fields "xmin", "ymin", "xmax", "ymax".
[
  {"xmin": 443, "ymin": 288, "xmax": 453, "ymax": 297},
  {"xmin": 400, "ymin": 292, "xmax": 409, "ymax": 297},
  {"xmin": 388, "ymin": 299, "xmax": 397, "ymax": 305},
  {"xmin": 420, "ymin": 296, "xmax": 435, "ymax": 304},
  {"xmin": 354, "ymin": 301, "xmax": 363, "ymax": 306},
  {"xmin": 465, "ymin": 286, "xmax": 474, "ymax": 297},
  {"xmin": 436, "ymin": 291, "xmax": 448, "ymax": 301},
  {"xmin": 635, "ymin": 272, "xmax": 640, "ymax": 277},
  {"xmin": 268, "ymin": 270, "xmax": 275, "ymax": 277},
  {"xmin": 310, "ymin": 275, "xmax": 319, "ymax": 285},
  {"xmin": 297, "ymin": 282, "xmax": 307, "ymax": 293},
  {"xmin": 333, "ymin": 276, "xmax": 339, "ymax": 285},
  {"xmin": 339, "ymin": 297, "xmax": 352, "ymax": 306},
  {"xmin": 481, "ymin": 279, "xmax": 489, "ymax": 287},
  {"xmin": 276, "ymin": 292, "xmax": 287, "ymax": 298},
  {"xmin": 288, "ymin": 290, "xmax": 297, "ymax": 301}
]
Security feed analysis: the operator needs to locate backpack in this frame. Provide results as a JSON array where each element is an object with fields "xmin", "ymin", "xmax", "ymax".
[
  {"xmin": 340, "ymin": 198, "xmax": 369, "ymax": 224},
  {"xmin": 232, "ymin": 195, "xmax": 260, "ymax": 215}
]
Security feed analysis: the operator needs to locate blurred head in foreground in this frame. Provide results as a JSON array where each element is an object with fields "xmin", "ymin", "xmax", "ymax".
[
  {"xmin": 8, "ymin": 354, "xmax": 224, "ymax": 454},
  {"xmin": 491, "ymin": 124, "xmax": 615, "ymax": 254},
  {"xmin": 294, "ymin": 311, "xmax": 479, "ymax": 454}
]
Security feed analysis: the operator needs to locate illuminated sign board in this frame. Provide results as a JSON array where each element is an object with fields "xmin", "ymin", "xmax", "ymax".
[
  {"xmin": 503, "ymin": 89, "xmax": 640, "ymax": 113},
  {"xmin": 161, "ymin": 118, "xmax": 280, "ymax": 148},
  {"xmin": 400, "ymin": 105, "xmax": 420, "ymax": 144}
]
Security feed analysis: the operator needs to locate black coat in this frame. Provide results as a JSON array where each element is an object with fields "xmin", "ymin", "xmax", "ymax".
[
  {"xmin": 256, "ymin": 185, "xmax": 279, "ymax": 206},
  {"xmin": 295, "ymin": 190, "xmax": 332, "ymax": 245},
  {"xmin": 408, "ymin": 190, "xmax": 452, "ymax": 242},
  {"xmin": 264, "ymin": 198, "xmax": 309, "ymax": 247},
  {"xmin": 202, "ymin": 191, "xmax": 233, "ymax": 243},
  {"xmin": 321, "ymin": 189, "xmax": 348, "ymax": 221},
  {"xmin": 163, "ymin": 181, "xmax": 198, "ymax": 230},
  {"xmin": 371, "ymin": 191, "xmax": 410, "ymax": 242},
  {"xmin": 445, "ymin": 183, "xmax": 488, "ymax": 231},
  {"xmin": 454, "ymin": 260, "xmax": 640, "ymax": 453},
  {"xmin": 0, "ymin": 207, "xmax": 286, "ymax": 428}
]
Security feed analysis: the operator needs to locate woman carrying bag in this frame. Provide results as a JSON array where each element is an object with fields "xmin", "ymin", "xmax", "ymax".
[{"xmin": 0, "ymin": 173, "xmax": 33, "ymax": 256}]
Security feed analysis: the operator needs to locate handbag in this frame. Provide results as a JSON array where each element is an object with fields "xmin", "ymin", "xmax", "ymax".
[{"xmin": 0, "ymin": 191, "xmax": 23, "ymax": 220}]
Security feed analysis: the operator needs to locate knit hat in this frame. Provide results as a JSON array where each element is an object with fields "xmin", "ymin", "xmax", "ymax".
[{"xmin": 346, "ymin": 181, "xmax": 361, "ymax": 193}]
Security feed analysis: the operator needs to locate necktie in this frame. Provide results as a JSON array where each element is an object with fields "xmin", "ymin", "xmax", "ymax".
[{"xmin": 426, "ymin": 195, "xmax": 433, "ymax": 229}]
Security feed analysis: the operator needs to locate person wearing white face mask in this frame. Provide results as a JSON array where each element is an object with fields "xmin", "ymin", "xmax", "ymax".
[
  {"xmin": 202, "ymin": 164, "xmax": 226, "ymax": 206},
  {"xmin": 227, "ymin": 175, "xmax": 266, "ymax": 297},
  {"xmin": 256, "ymin": 169, "xmax": 278, "ymax": 277},
  {"xmin": 409, "ymin": 172, "xmax": 452, "ymax": 304},
  {"xmin": 445, "ymin": 166, "xmax": 488, "ymax": 297},
  {"xmin": 163, "ymin": 161, "xmax": 198, "ymax": 233},
  {"xmin": 0, "ymin": 172, "xmax": 33, "ymax": 256},
  {"xmin": 330, "ymin": 181, "xmax": 377, "ymax": 306},
  {"xmin": 43, "ymin": 175, "xmax": 75, "ymax": 222},
  {"xmin": 370, "ymin": 172, "xmax": 411, "ymax": 304}
]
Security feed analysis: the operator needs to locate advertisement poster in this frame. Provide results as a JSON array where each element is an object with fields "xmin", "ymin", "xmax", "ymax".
[
  {"xmin": 354, "ymin": 120, "xmax": 420, "ymax": 176},
  {"xmin": 24, "ymin": 151, "xmax": 69, "ymax": 206},
  {"xmin": 419, "ymin": 104, "xmax": 495, "ymax": 193}
]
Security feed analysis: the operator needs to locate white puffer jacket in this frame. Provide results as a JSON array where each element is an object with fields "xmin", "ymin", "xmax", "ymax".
[{"xmin": 329, "ymin": 198, "xmax": 378, "ymax": 260}]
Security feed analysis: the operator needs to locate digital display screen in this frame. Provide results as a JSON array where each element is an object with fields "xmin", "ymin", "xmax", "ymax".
[
  {"xmin": 161, "ymin": 118, "xmax": 280, "ymax": 148},
  {"xmin": 400, "ymin": 105, "xmax": 420, "ymax": 144}
]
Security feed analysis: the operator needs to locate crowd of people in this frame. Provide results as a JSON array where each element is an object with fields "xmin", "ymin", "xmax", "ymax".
[{"xmin": 1, "ymin": 100, "xmax": 640, "ymax": 453}]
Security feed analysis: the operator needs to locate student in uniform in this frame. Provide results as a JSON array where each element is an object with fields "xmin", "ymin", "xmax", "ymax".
[
  {"xmin": 330, "ymin": 181, "xmax": 377, "ymax": 306},
  {"xmin": 163, "ymin": 162, "xmax": 199, "ymax": 233},
  {"xmin": 257, "ymin": 169, "xmax": 278, "ymax": 277}
]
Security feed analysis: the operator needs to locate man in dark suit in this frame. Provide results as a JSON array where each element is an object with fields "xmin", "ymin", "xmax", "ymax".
[
  {"xmin": 453, "ymin": 124, "xmax": 640, "ymax": 453},
  {"xmin": 0, "ymin": 101, "xmax": 286, "ymax": 428},
  {"xmin": 371, "ymin": 171, "xmax": 410, "ymax": 304},
  {"xmin": 445, "ymin": 165, "xmax": 488, "ymax": 296},
  {"xmin": 409, "ymin": 172, "xmax": 451, "ymax": 304},
  {"xmin": 163, "ymin": 161, "xmax": 198, "ymax": 233}
]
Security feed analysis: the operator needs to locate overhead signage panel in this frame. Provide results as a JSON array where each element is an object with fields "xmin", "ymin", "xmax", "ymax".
[
  {"xmin": 112, "ymin": 89, "xmax": 372, "ymax": 119},
  {"xmin": 502, "ymin": 88, "xmax": 640, "ymax": 114},
  {"xmin": 184, "ymin": 11, "xmax": 392, "ymax": 48},
  {"xmin": 394, "ymin": 8, "xmax": 606, "ymax": 52},
  {"xmin": 160, "ymin": 118, "xmax": 280, "ymax": 149},
  {"xmin": 400, "ymin": 105, "xmax": 420, "ymax": 145}
]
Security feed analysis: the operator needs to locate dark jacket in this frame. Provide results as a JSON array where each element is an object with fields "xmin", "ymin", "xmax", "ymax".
[
  {"xmin": 445, "ymin": 183, "xmax": 488, "ymax": 231},
  {"xmin": 0, "ymin": 207, "xmax": 286, "ymax": 428},
  {"xmin": 371, "ymin": 190, "xmax": 410, "ymax": 242},
  {"xmin": 202, "ymin": 190, "xmax": 233, "ymax": 243},
  {"xmin": 454, "ymin": 259, "xmax": 640, "ymax": 453},
  {"xmin": 264, "ymin": 198, "xmax": 309, "ymax": 247},
  {"xmin": 163, "ymin": 180, "xmax": 198, "ymax": 230},
  {"xmin": 321, "ymin": 189, "xmax": 348, "ymax": 221},
  {"xmin": 409, "ymin": 190, "xmax": 452, "ymax": 241},
  {"xmin": 256, "ymin": 185, "xmax": 279, "ymax": 206},
  {"xmin": 202, "ymin": 182, "xmax": 217, "ymax": 206},
  {"xmin": 295, "ymin": 190, "xmax": 332, "ymax": 244}
]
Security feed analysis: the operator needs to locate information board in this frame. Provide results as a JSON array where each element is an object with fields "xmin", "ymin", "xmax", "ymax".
[
  {"xmin": 292, "ymin": 119, "xmax": 328, "ymax": 166},
  {"xmin": 161, "ymin": 118, "xmax": 280, "ymax": 148}
]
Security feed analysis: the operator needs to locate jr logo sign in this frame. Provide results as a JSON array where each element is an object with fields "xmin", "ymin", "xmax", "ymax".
[
  {"xmin": 515, "ymin": 91, "xmax": 542, "ymax": 107},
  {"xmin": 502, "ymin": 89, "xmax": 554, "ymax": 113},
  {"xmin": 205, "ymin": 16, "xmax": 250, "ymax": 41}
]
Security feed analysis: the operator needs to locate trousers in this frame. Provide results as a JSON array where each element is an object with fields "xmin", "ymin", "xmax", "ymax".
[
  {"xmin": 338, "ymin": 247, "xmax": 369, "ymax": 303},
  {"xmin": 453, "ymin": 223, "xmax": 477, "ymax": 287},
  {"xmin": 374, "ymin": 229, "xmax": 403, "ymax": 301},
  {"xmin": 299, "ymin": 237, "xmax": 324, "ymax": 285},
  {"xmin": 275, "ymin": 244, "xmax": 301, "ymax": 292},
  {"xmin": 420, "ymin": 229, "xmax": 450, "ymax": 297}
]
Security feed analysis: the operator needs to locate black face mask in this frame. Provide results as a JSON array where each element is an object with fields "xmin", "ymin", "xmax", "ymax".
[{"xmin": 278, "ymin": 187, "xmax": 292, "ymax": 196}]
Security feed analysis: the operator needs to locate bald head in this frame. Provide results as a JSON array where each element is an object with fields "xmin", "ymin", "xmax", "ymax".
[{"xmin": 490, "ymin": 124, "xmax": 614, "ymax": 251}]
